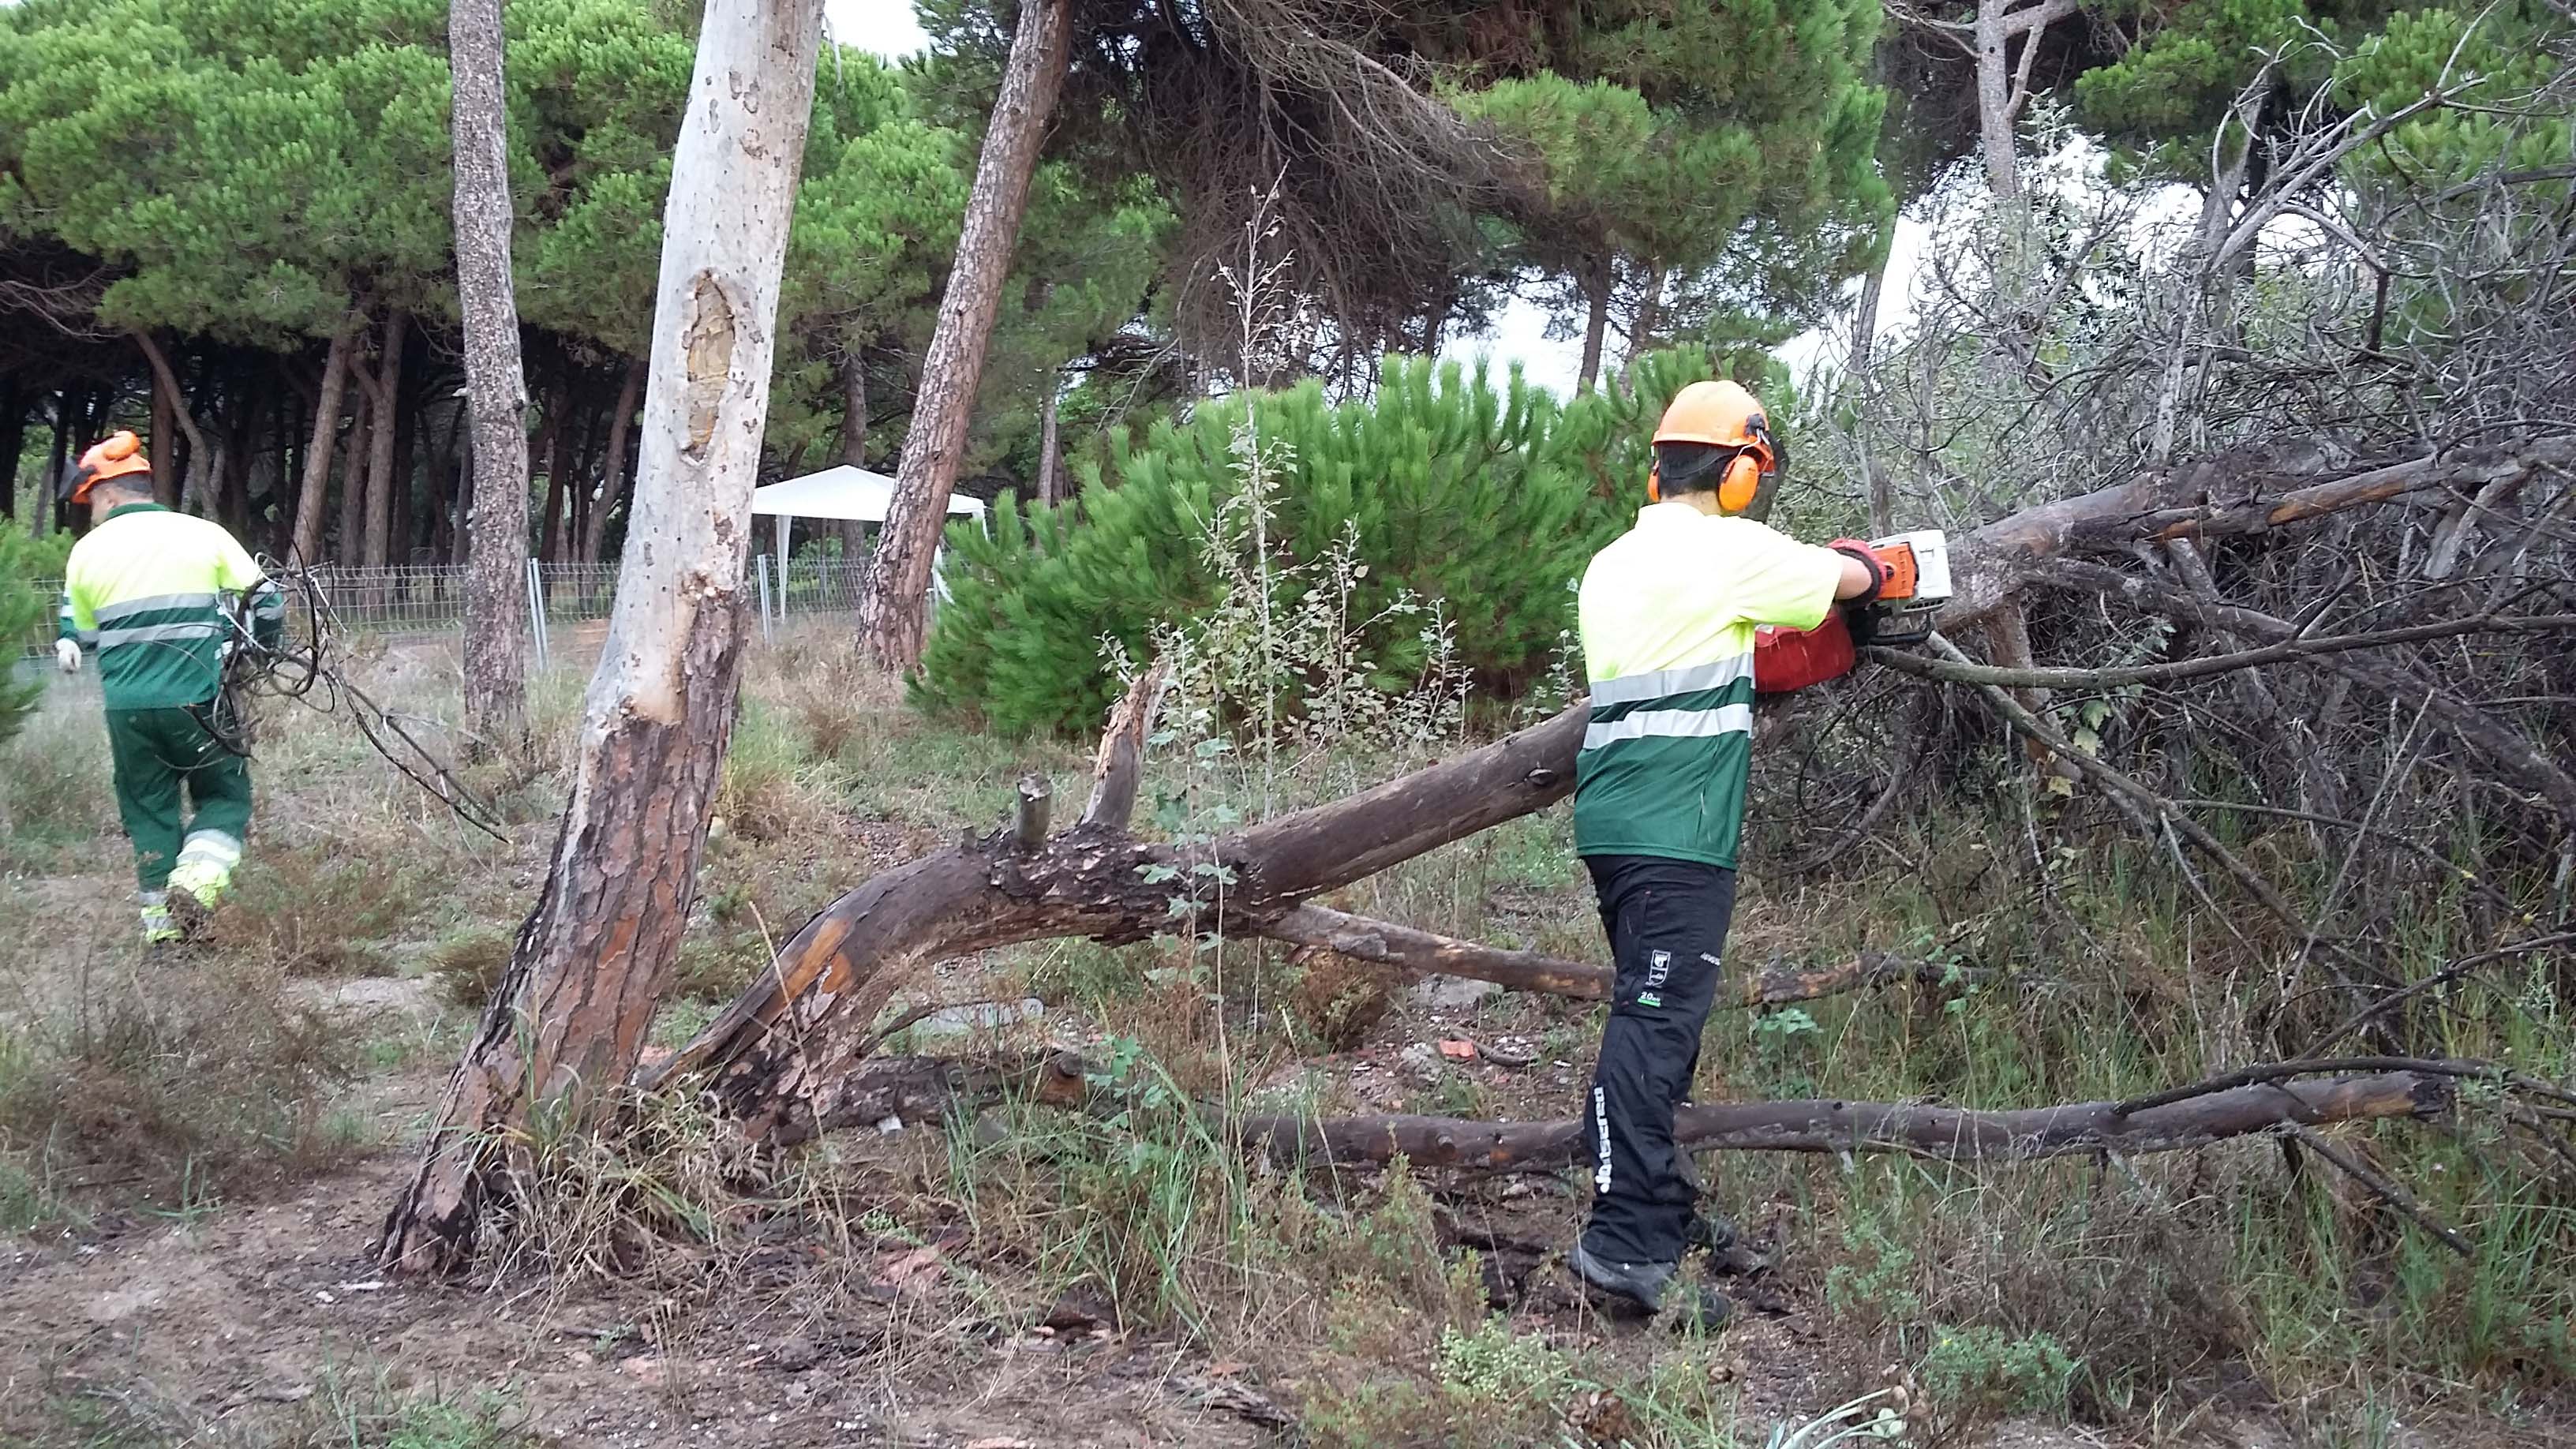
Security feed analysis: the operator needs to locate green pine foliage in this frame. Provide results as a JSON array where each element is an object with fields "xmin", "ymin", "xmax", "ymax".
[
  {"xmin": 2074, "ymin": 0, "xmax": 2570, "ymax": 186},
  {"xmin": 2331, "ymin": 2, "xmax": 2572, "ymax": 182},
  {"xmin": 1451, "ymin": 0, "xmax": 1893, "ymax": 351},
  {"xmin": 917, "ymin": 350, "xmax": 1743, "ymax": 736}
]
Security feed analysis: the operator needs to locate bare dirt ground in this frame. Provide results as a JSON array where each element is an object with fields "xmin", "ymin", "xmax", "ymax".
[{"xmin": 0, "ymin": 953, "xmax": 2102, "ymax": 1449}]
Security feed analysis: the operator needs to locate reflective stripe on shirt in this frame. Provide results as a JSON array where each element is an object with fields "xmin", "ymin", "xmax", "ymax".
[
  {"xmin": 1586, "ymin": 654, "xmax": 1755, "ymax": 706},
  {"xmin": 95, "ymin": 591, "xmax": 225, "ymax": 626},
  {"xmin": 1582, "ymin": 702, "xmax": 1754, "ymax": 750},
  {"xmin": 97, "ymin": 620, "xmax": 228, "ymax": 647}
]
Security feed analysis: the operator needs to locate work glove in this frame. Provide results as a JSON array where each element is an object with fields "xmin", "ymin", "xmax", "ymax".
[
  {"xmin": 1827, "ymin": 537, "xmax": 1889, "ymax": 604},
  {"xmin": 55, "ymin": 638, "xmax": 81, "ymax": 674}
]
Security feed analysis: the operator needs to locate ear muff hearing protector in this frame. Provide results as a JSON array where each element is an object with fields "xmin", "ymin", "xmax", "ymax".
[{"xmin": 1716, "ymin": 417, "xmax": 1777, "ymax": 515}]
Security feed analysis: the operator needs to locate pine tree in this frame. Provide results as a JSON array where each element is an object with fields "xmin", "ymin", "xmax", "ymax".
[
  {"xmin": 918, "ymin": 350, "xmax": 1741, "ymax": 735},
  {"xmin": 1457, "ymin": 0, "xmax": 1893, "ymax": 388}
]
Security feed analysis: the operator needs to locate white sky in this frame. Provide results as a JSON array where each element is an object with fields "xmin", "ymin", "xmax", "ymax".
[{"xmin": 825, "ymin": 0, "xmax": 929, "ymax": 55}]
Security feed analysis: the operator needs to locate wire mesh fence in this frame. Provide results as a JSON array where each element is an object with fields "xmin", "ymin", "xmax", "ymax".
[{"xmin": 20, "ymin": 552, "xmax": 878, "ymax": 659}]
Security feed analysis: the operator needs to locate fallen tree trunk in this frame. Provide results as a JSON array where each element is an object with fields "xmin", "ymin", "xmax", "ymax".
[
  {"xmin": 786, "ymin": 1056, "xmax": 2449, "ymax": 1165},
  {"xmin": 1241, "ymin": 1071, "xmax": 2451, "ymax": 1169},
  {"xmin": 665, "ymin": 436, "xmax": 2568, "ymax": 1140},
  {"xmin": 645, "ymin": 703, "xmax": 1586, "ymax": 1138}
]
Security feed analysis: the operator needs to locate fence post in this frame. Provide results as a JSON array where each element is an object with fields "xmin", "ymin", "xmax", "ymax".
[
  {"xmin": 525, "ymin": 559, "xmax": 551, "ymax": 672},
  {"xmin": 755, "ymin": 554, "xmax": 774, "ymax": 642}
]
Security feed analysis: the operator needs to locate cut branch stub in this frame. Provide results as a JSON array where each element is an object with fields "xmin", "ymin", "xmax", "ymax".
[
  {"xmin": 1083, "ymin": 660, "xmax": 1171, "ymax": 829},
  {"xmin": 1012, "ymin": 773, "xmax": 1052, "ymax": 852}
]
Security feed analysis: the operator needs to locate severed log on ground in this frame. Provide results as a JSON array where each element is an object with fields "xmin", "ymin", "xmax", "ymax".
[
  {"xmin": 1240, "ymin": 1071, "xmax": 2453, "ymax": 1170},
  {"xmin": 789, "ymin": 1054, "xmax": 2449, "ymax": 1166},
  {"xmin": 657, "ymin": 434, "xmax": 2572, "ymax": 1143}
]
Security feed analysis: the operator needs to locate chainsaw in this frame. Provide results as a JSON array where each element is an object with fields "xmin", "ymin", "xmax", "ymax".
[
  {"xmin": 1851, "ymin": 529, "xmax": 1951, "ymax": 646},
  {"xmin": 1753, "ymin": 529, "xmax": 1952, "ymax": 693}
]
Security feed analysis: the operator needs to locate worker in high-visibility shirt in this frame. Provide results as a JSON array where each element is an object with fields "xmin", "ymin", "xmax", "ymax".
[
  {"xmin": 1567, "ymin": 382, "xmax": 1894, "ymax": 1328},
  {"xmin": 54, "ymin": 432, "xmax": 283, "ymax": 943}
]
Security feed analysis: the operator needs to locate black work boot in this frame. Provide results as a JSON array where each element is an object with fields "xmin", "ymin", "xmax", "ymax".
[
  {"xmin": 1570, "ymin": 1241, "xmax": 1732, "ymax": 1331},
  {"xmin": 1684, "ymin": 1211, "xmax": 1776, "ymax": 1278}
]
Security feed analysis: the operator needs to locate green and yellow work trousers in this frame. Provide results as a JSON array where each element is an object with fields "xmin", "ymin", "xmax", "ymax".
[{"xmin": 107, "ymin": 703, "xmax": 251, "ymax": 906}]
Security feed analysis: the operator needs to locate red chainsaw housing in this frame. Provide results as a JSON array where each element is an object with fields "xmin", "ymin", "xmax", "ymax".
[{"xmin": 1754, "ymin": 610, "xmax": 1856, "ymax": 694}]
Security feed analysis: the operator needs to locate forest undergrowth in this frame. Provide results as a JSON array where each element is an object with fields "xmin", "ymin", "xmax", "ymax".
[{"xmin": 2, "ymin": 626, "xmax": 2568, "ymax": 1447}]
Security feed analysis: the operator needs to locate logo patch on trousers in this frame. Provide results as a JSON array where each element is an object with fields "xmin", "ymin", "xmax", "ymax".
[
  {"xmin": 1593, "ymin": 1087, "xmax": 1612, "ymax": 1192},
  {"xmin": 1645, "ymin": 949, "xmax": 1672, "ymax": 989}
]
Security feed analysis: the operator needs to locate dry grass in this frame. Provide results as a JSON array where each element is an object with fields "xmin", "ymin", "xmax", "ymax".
[
  {"xmin": 0, "ymin": 950, "xmax": 367, "ymax": 1227},
  {"xmin": 5, "ymin": 631, "xmax": 2570, "ymax": 1446}
]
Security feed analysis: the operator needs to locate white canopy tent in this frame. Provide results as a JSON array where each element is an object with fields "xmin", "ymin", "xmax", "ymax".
[{"xmin": 747, "ymin": 464, "xmax": 986, "ymax": 564}]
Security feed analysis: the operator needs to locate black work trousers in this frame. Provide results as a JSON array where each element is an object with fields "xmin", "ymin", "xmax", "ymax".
[{"xmin": 1577, "ymin": 854, "xmax": 1737, "ymax": 1265}]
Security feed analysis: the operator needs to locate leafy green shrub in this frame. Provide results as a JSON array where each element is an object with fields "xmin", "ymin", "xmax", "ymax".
[
  {"xmin": 0, "ymin": 527, "xmax": 69, "ymax": 744},
  {"xmin": 917, "ymin": 350, "xmax": 1743, "ymax": 735},
  {"xmin": 1919, "ymin": 1324, "xmax": 2081, "ymax": 1418}
]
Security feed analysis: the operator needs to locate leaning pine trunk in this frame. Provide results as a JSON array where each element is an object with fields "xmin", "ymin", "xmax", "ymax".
[
  {"xmin": 452, "ymin": 0, "xmax": 533, "ymax": 745},
  {"xmin": 290, "ymin": 313, "xmax": 361, "ymax": 566},
  {"xmin": 363, "ymin": 311, "xmax": 409, "ymax": 569},
  {"xmin": 579, "ymin": 358, "xmax": 646, "ymax": 564},
  {"xmin": 1575, "ymin": 257, "xmax": 1609, "ymax": 397},
  {"xmin": 379, "ymin": 0, "xmax": 826, "ymax": 1275},
  {"xmin": 856, "ymin": 0, "xmax": 1073, "ymax": 668}
]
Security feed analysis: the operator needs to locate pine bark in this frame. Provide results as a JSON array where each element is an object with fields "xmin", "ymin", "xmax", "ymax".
[
  {"xmin": 452, "ymin": 0, "xmax": 533, "ymax": 743},
  {"xmin": 363, "ymin": 310, "xmax": 410, "ymax": 569},
  {"xmin": 338, "ymin": 371, "xmax": 371, "ymax": 564},
  {"xmin": 1576, "ymin": 258, "xmax": 1610, "ymax": 396},
  {"xmin": 148, "ymin": 357, "xmax": 178, "ymax": 508},
  {"xmin": 580, "ymin": 358, "xmax": 646, "ymax": 564},
  {"xmin": 856, "ymin": 0, "xmax": 1073, "ymax": 668},
  {"xmin": 534, "ymin": 388, "xmax": 566, "ymax": 564},
  {"xmin": 0, "ymin": 380, "xmax": 23, "ymax": 520},
  {"xmin": 1035, "ymin": 375, "xmax": 1061, "ymax": 508},
  {"xmin": 1851, "ymin": 254, "xmax": 1892, "ymax": 533},
  {"xmin": 38, "ymin": 386, "xmax": 77, "ymax": 537},
  {"xmin": 380, "ymin": 0, "xmax": 825, "ymax": 1275},
  {"xmin": 133, "ymin": 331, "xmax": 212, "ymax": 514},
  {"xmin": 291, "ymin": 314, "xmax": 362, "ymax": 565},
  {"xmin": 836, "ymin": 341, "xmax": 869, "ymax": 560},
  {"xmin": 1975, "ymin": 0, "xmax": 2021, "ymax": 200},
  {"xmin": 1245, "ymin": 1073, "xmax": 2449, "ymax": 1170},
  {"xmin": 219, "ymin": 380, "xmax": 258, "ymax": 537}
]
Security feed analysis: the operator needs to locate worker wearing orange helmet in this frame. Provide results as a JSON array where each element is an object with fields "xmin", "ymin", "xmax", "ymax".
[
  {"xmin": 55, "ymin": 432, "xmax": 283, "ymax": 944},
  {"xmin": 1567, "ymin": 380, "xmax": 1893, "ymax": 1327}
]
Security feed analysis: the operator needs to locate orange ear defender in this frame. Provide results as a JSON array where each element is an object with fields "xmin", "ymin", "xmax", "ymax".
[{"xmin": 1717, "ymin": 451, "xmax": 1761, "ymax": 514}]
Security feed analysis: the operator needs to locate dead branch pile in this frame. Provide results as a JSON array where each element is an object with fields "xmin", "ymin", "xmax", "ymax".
[{"xmin": 408, "ymin": 66, "xmax": 2568, "ymax": 1289}]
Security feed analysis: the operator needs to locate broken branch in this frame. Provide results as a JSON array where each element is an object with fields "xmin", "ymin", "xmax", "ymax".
[
  {"xmin": 1876, "ymin": 614, "xmax": 2576, "ymax": 691},
  {"xmin": 2279, "ymin": 1121, "xmax": 2475, "ymax": 1257},
  {"xmin": 1084, "ymin": 661, "xmax": 1171, "ymax": 829}
]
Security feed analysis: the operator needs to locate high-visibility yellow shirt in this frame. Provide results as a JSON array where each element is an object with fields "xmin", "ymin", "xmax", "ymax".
[
  {"xmin": 1574, "ymin": 501, "xmax": 1846, "ymax": 867},
  {"xmin": 60, "ymin": 504, "xmax": 282, "ymax": 710}
]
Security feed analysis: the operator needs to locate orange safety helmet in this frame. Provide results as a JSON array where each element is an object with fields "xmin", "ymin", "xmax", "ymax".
[
  {"xmin": 1647, "ymin": 380, "xmax": 1776, "ymax": 515},
  {"xmin": 66, "ymin": 430, "xmax": 153, "ymax": 505}
]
